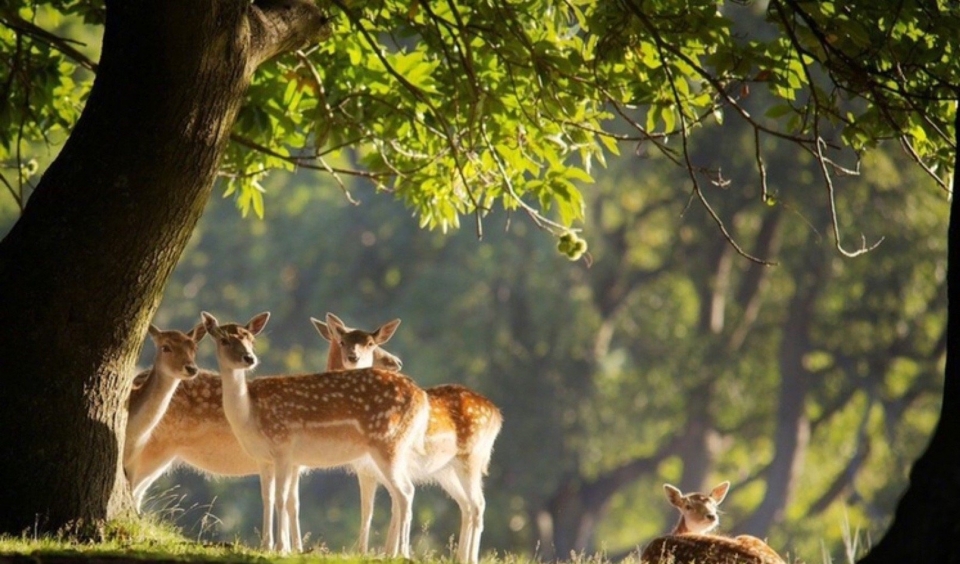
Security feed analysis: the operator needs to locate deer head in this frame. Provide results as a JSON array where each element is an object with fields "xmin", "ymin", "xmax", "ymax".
[
  {"xmin": 313, "ymin": 312, "xmax": 402, "ymax": 370},
  {"xmin": 146, "ymin": 322, "xmax": 206, "ymax": 381},
  {"xmin": 664, "ymin": 481, "xmax": 730, "ymax": 535},
  {"xmin": 201, "ymin": 311, "xmax": 270, "ymax": 371}
]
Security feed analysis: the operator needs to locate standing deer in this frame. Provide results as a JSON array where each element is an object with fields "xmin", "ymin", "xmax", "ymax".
[
  {"xmin": 640, "ymin": 482, "xmax": 786, "ymax": 564},
  {"xmin": 124, "ymin": 322, "xmax": 205, "ymax": 475},
  {"xmin": 320, "ymin": 312, "xmax": 503, "ymax": 564},
  {"xmin": 202, "ymin": 311, "xmax": 429, "ymax": 556},
  {"xmin": 124, "ymin": 316, "xmax": 403, "ymax": 514},
  {"xmin": 311, "ymin": 313, "xmax": 402, "ymax": 372}
]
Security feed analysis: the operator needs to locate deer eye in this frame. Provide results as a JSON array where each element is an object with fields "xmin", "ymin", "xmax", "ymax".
[
  {"xmin": 220, "ymin": 337, "xmax": 229, "ymax": 345},
  {"xmin": 161, "ymin": 345, "xmax": 171, "ymax": 353}
]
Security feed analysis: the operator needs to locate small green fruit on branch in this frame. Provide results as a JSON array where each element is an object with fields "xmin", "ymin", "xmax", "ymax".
[{"xmin": 557, "ymin": 231, "xmax": 588, "ymax": 261}]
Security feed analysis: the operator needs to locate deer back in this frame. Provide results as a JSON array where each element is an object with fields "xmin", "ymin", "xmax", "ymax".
[
  {"xmin": 246, "ymin": 368, "xmax": 428, "ymax": 456},
  {"xmin": 641, "ymin": 534, "xmax": 783, "ymax": 564}
]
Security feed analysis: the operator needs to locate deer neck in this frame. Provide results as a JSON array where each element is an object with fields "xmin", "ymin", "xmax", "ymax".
[
  {"xmin": 327, "ymin": 338, "xmax": 343, "ymax": 371},
  {"xmin": 216, "ymin": 365, "xmax": 261, "ymax": 451},
  {"xmin": 125, "ymin": 368, "xmax": 181, "ymax": 463},
  {"xmin": 671, "ymin": 516, "xmax": 694, "ymax": 535}
]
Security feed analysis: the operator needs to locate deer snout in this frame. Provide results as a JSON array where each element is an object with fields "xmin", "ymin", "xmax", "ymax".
[
  {"xmin": 185, "ymin": 364, "xmax": 199, "ymax": 378},
  {"xmin": 242, "ymin": 353, "xmax": 257, "ymax": 366}
]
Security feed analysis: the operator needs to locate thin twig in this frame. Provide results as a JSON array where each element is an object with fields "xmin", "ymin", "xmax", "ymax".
[
  {"xmin": 479, "ymin": 124, "xmax": 569, "ymax": 237},
  {"xmin": 900, "ymin": 136, "xmax": 950, "ymax": 192},
  {"xmin": 773, "ymin": 2, "xmax": 883, "ymax": 257},
  {"xmin": 0, "ymin": 12, "xmax": 98, "ymax": 72},
  {"xmin": 632, "ymin": 0, "xmax": 776, "ymax": 265},
  {"xmin": 754, "ymin": 128, "xmax": 770, "ymax": 203}
]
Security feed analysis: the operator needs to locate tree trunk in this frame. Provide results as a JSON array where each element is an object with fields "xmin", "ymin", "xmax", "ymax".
[
  {"xmin": 739, "ymin": 244, "xmax": 825, "ymax": 537},
  {"xmin": 0, "ymin": 0, "xmax": 325, "ymax": 535},
  {"xmin": 857, "ymin": 108, "xmax": 960, "ymax": 563}
]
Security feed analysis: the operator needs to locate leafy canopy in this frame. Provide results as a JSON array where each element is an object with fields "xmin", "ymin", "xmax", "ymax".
[{"xmin": 1, "ymin": 0, "xmax": 957, "ymax": 252}]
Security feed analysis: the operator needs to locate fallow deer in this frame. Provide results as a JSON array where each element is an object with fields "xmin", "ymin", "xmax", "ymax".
[
  {"xmin": 124, "ymin": 322, "xmax": 205, "ymax": 476},
  {"xmin": 125, "ymin": 316, "xmax": 405, "ymax": 535},
  {"xmin": 202, "ymin": 311, "xmax": 430, "ymax": 556},
  {"xmin": 640, "ymin": 482, "xmax": 786, "ymax": 564},
  {"xmin": 320, "ymin": 312, "xmax": 503, "ymax": 564},
  {"xmin": 311, "ymin": 313, "xmax": 402, "ymax": 372}
]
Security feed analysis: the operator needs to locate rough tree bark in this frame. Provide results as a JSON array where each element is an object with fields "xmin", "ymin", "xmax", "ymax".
[
  {"xmin": 0, "ymin": 0, "xmax": 327, "ymax": 535},
  {"xmin": 857, "ymin": 108, "xmax": 960, "ymax": 564}
]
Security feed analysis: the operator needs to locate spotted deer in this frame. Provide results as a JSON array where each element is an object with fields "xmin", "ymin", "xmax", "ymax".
[
  {"xmin": 125, "ymin": 316, "xmax": 405, "ymax": 530},
  {"xmin": 124, "ymin": 322, "xmax": 205, "ymax": 475},
  {"xmin": 311, "ymin": 313, "xmax": 402, "ymax": 372},
  {"xmin": 202, "ymin": 311, "xmax": 429, "ymax": 556},
  {"xmin": 320, "ymin": 313, "xmax": 503, "ymax": 564},
  {"xmin": 640, "ymin": 482, "xmax": 786, "ymax": 564}
]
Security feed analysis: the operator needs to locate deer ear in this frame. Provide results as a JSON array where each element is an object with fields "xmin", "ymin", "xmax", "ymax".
[
  {"xmin": 373, "ymin": 319, "xmax": 401, "ymax": 344},
  {"xmin": 188, "ymin": 322, "xmax": 207, "ymax": 342},
  {"xmin": 326, "ymin": 312, "xmax": 346, "ymax": 329},
  {"xmin": 373, "ymin": 347, "xmax": 403, "ymax": 371},
  {"xmin": 325, "ymin": 313, "xmax": 347, "ymax": 338},
  {"xmin": 710, "ymin": 481, "xmax": 730, "ymax": 504},
  {"xmin": 311, "ymin": 317, "xmax": 332, "ymax": 342},
  {"xmin": 201, "ymin": 311, "xmax": 222, "ymax": 338},
  {"xmin": 247, "ymin": 312, "xmax": 270, "ymax": 335},
  {"xmin": 664, "ymin": 484, "xmax": 684, "ymax": 507},
  {"xmin": 147, "ymin": 324, "xmax": 162, "ymax": 342}
]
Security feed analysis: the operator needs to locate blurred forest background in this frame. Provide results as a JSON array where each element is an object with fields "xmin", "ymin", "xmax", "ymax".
[
  {"xmin": 0, "ymin": 8, "xmax": 949, "ymax": 562},
  {"xmin": 3, "ymin": 111, "xmax": 941, "ymax": 561}
]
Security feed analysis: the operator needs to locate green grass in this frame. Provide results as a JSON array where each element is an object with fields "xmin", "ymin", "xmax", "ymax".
[
  {"xmin": 0, "ymin": 517, "xmax": 549, "ymax": 564},
  {"xmin": 0, "ymin": 512, "xmax": 858, "ymax": 564},
  {"xmin": 0, "ymin": 518, "xmax": 398, "ymax": 563}
]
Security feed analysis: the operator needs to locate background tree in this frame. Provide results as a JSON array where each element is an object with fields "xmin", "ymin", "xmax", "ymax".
[{"xmin": 1, "ymin": 2, "xmax": 957, "ymax": 562}]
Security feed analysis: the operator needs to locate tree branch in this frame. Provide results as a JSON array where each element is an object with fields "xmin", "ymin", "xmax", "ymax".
[
  {"xmin": 771, "ymin": 2, "xmax": 884, "ymax": 258},
  {"xmin": 248, "ymin": 0, "xmax": 332, "ymax": 66},
  {"xmin": 0, "ymin": 11, "xmax": 98, "ymax": 72}
]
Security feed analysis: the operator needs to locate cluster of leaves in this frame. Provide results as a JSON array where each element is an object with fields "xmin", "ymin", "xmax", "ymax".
[
  {"xmin": 267, "ymin": 0, "xmax": 954, "ymax": 257},
  {"xmin": 0, "ymin": 3, "xmax": 98, "ymax": 210},
  {"xmin": 224, "ymin": 0, "xmax": 612, "ymax": 234},
  {"xmin": 2, "ymin": 0, "xmax": 958, "ymax": 254},
  {"xmin": 770, "ymin": 1, "xmax": 958, "ymax": 169}
]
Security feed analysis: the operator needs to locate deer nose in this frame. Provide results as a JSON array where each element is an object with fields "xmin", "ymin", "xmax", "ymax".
[
  {"xmin": 347, "ymin": 353, "xmax": 360, "ymax": 363},
  {"xmin": 242, "ymin": 353, "xmax": 256, "ymax": 365},
  {"xmin": 185, "ymin": 365, "xmax": 198, "ymax": 377}
]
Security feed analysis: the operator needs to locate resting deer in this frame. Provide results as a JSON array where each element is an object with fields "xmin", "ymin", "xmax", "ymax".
[
  {"xmin": 124, "ymin": 322, "xmax": 205, "ymax": 475},
  {"xmin": 640, "ymin": 482, "xmax": 786, "ymax": 564},
  {"xmin": 125, "ymin": 316, "xmax": 404, "ymax": 517},
  {"xmin": 202, "ymin": 311, "xmax": 429, "ymax": 556},
  {"xmin": 320, "ymin": 313, "xmax": 503, "ymax": 564}
]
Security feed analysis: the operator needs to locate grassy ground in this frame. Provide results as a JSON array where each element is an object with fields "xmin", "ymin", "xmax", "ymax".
[
  {"xmin": 0, "ymin": 518, "xmax": 552, "ymax": 564},
  {"xmin": 0, "ymin": 516, "xmax": 829, "ymax": 564},
  {"xmin": 0, "ymin": 518, "xmax": 398, "ymax": 564}
]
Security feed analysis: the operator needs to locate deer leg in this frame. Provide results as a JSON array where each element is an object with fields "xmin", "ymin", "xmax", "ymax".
[
  {"xmin": 357, "ymin": 469, "xmax": 381, "ymax": 553},
  {"xmin": 276, "ymin": 457, "xmax": 297, "ymax": 554},
  {"xmin": 258, "ymin": 461, "xmax": 277, "ymax": 551}
]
